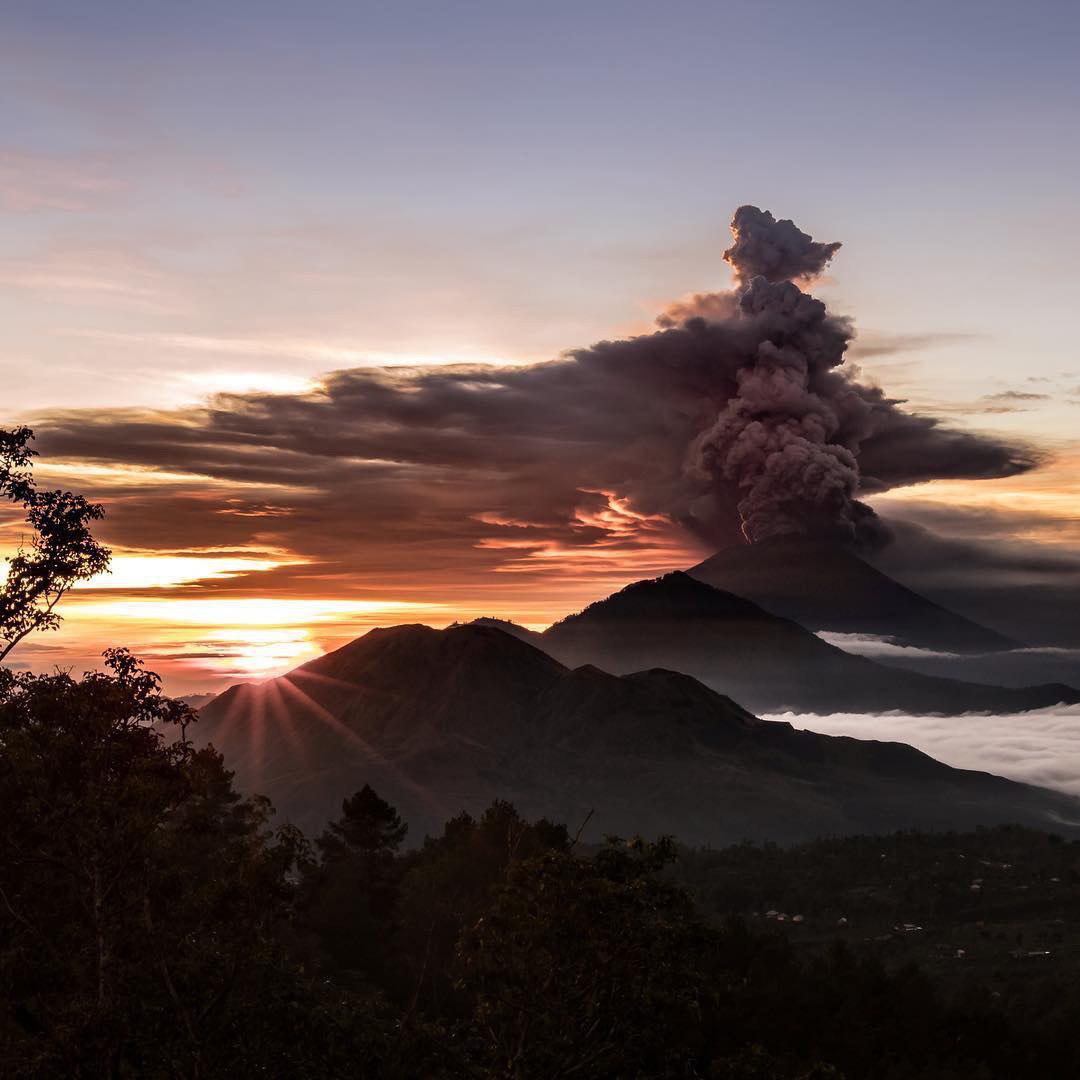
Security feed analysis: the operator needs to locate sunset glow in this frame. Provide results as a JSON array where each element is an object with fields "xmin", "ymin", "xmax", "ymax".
[
  {"xmin": 7, "ymin": 8, "xmax": 1080, "ymax": 1075},
  {"xmin": 873, "ymin": 452, "xmax": 1080, "ymax": 546},
  {"xmin": 3, "ymin": 2, "xmax": 1078, "ymax": 703},
  {"xmin": 72, "ymin": 597, "xmax": 445, "ymax": 626},
  {"xmin": 34, "ymin": 596, "xmax": 451, "ymax": 691},
  {"xmin": 77, "ymin": 553, "xmax": 298, "ymax": 590}
]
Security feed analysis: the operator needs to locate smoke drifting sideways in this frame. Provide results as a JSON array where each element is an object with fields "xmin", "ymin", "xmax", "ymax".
[{"xmin": 37, "ymin": 206, "xmax": 1039, "ymax": 581}]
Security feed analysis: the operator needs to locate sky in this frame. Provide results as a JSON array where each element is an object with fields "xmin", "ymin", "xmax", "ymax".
[{"xmin": 3, "ymin": 1, "xmax": 1080, "ymax": 692}]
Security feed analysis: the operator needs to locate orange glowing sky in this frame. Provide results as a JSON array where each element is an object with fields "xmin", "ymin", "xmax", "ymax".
[
  {"xmin": 4, "ymin": 452, "xmax": 1074, "ymax": 696},
  {"xmin": 4, "ymin": 5, "xmax": 1080, "ymax": 695},
  {"xmin": 5, "ymin": 470, "xmax": 711, "ymax": 693},
  {"xmin": 8, "ymin": 281, "xmax": 1080, "ymax": 695}
]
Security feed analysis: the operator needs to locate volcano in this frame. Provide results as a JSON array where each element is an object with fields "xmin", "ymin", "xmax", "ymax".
[
  {"xmin": 195, "ymin": 622, "xmax": 1080, "ymax": 845},
  {"xmin": 536, "ymin": 573, "xmax": 1075, "ymax": 714},
  {"xmin": 688, "ymin": 536, "xmax": 1018, "ymax": 653}
]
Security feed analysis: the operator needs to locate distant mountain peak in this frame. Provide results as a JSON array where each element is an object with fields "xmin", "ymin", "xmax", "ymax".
[
  {"xmin": 298, "ymin": 620, "xmax": 564, "ymax": 688},
  {"xmin": 551, "ymin": 571, "xmax": 767, "ymax": 627},
  {"xmin": 194, "ymin": 617, "xmax": 1080, "ymax": 847},
  {"xmin": 540, "ymin": 569, "xmax": 1076, "ymax": 716},
  {"xmin": 467, "ymin": 616, "xmax": 531, "ymax": 631},
  {"xmin": 464, "ymin": 617, "xmax": 548, "ymax": 646},
  {"xmin": 689, "ymin": 536, "xmax": 1019, "ymax": 653}
]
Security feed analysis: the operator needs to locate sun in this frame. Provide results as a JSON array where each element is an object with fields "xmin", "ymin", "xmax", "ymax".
[{"xmin": 204, "ymin": 627, "xmax": 323, "ymax": 678}]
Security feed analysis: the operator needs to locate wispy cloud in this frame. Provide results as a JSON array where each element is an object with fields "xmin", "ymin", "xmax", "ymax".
[
  {"xmin": 847, "ymin": 330, "xmax": 978, "ymax": 361},
  {"xmin": 874, "ymin": 449, "xmax": 1080, "ymax": 548},
  {"xmin": 816, "ymin": 630, "xmax": 1080, "ymax": 690},
  {"xmin": 63, "ymin": 329, "xmax": 516, "ymax": 369},
  {"xmin": 0, "ymin": 150, "xmax": 123, "ymax": 212},
  {"xmin": 0, "ymin": 247, "xmax": 183, "ymax": 311},
  {"xmin": 816, "ymin": 631, "xmax": 965, "ymax": 660}
]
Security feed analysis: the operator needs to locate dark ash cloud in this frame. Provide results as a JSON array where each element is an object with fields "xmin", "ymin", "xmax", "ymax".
[
  {"xmin": 722, "ymin": 205, "xmax": 842, "ymax": 286},
  {"xmin": 663, "ymin": 207, "xmax": 1035, "ymax": 544},
  {"xmin": 855, "ymin": 410, "xmax": 1042, "ymax": 488},
  {"xmin": 867, "ymin": 510, "xmax": 1080, "ymax": 649},
  {"xmin": 29, "ymin": 207, "xmax": 1041, "ymax": 591},
  {"xmin": 984, "ymin": 391, "xmax": 1051, "ymax": 403}
]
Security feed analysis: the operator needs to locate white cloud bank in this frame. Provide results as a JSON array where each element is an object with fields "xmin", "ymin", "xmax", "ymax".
[{"xmin": 763, "ymin": 706, "xmax": 1080, "ymax": 797}]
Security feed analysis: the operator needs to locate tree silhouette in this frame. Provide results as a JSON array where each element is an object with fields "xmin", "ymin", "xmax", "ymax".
[
  {"xmin": 0, "ymin": 650, "xmax": 387, "ymax": 1077},
  {"xmin": 456, "ymin": 836, "xmax": 711, "ymax": 1078},
  {"xmin": 0, "ymin": 426, "xmax": 110, "ymax": 663},
  {"xmin": 318, "ymin": 784, "xmax": 408, "ymax": 863}
]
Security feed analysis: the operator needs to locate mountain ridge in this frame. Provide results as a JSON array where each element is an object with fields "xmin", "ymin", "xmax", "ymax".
[
  {"xmin": 537, "ymin": 572, "xmax": 1077, "ymax": 714},
  {"xmin": 688, "ymin": 536, "xmax": 1019, "ymax": 653},
  {"xmin": 195, "ymin": 622, "xmax": 1080, "ymax": 845}
]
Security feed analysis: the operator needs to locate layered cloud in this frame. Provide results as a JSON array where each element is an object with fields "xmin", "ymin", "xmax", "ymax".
[
  {"xmin": 773, "ymin": 706, "xmax": 1080, "ymax": 799},
  {"xmin": 817, "ymin": 630, "xmax": 1080, "ymax": 690},
  {"xmin": 35, "ymin": 333, "xmax": 1036, "ymax": 598},
  {"xmin": 0, "ymin": 150, "xmax": 124, "ymax": 213},
  {"xmin": 867, "ymin": 456, "xmax": 1080, "ymax": 647},
  {"xmin": 14, "ymin": 206, "xmax": 1068, "ymax": 686}
]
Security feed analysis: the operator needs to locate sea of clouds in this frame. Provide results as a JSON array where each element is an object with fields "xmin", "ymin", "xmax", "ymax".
[{"xmin": 764, "ymin": 705, "xmax": 1080, "ymax": 797}]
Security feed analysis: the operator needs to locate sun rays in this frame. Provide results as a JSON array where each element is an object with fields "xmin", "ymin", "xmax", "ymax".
[
  {"xmin": 205, "ymin": 659, "xmax": 454, "ymax": 825},
  {"xmin": 43, "ymin": 597, "xmax": 448, "ymax": 692}
]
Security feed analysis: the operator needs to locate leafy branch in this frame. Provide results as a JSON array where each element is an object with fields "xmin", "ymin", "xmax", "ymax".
[{"xmin": 0, "ymin": 427, "xmax": 111, "ymax": 662}]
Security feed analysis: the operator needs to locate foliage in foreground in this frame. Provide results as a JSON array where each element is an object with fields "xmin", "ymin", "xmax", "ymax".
[
  {"xmin": 3, "ymin": 655, "xmax": 1080, "ymax": 1078},
  {"xmin": 0, "ymin": 426, "xmax": 110, "ymax": 663}
]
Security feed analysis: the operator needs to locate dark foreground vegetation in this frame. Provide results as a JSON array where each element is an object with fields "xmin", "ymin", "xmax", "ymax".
[
  {"xmin": 4, "ymin": 430, "xmax": 1080, "ymax": 1078},
  {"xmin": 2, "ymin": 654, "xmax": 1080, "ymax": 1079}
]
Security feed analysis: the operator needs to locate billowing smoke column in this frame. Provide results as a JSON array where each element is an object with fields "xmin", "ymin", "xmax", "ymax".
[
  {"xmin": 687, "ymin": 206, "xmax": 885, "ymax": 545},
  {"xmin": 722, "ymin": 205, "xmax": 842, "ymax": 286}
]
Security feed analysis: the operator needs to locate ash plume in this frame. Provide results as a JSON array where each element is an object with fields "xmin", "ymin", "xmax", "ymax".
[
  {"xmin": 722, "ymin": 205, "xmax": 842, "ymax": 286},
  {"xmin": 683, "ymin": 206, "xmax": 895, "ymax": 545},
  {"xmin": 34, "ymin": 205, "xmax": 1038, "ymax": 584}
]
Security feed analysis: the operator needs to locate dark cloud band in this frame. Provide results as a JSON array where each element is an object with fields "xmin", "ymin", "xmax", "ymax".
[{"xmin": 31, "ymin": 207, "xmax": 1038, "ymax": 584}]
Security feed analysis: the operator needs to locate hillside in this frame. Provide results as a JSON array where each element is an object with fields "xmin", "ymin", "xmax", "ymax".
[
  {"xmin": 195, "ymin": 623, "xmax": 1080, "ymax": 843},
  {"xmin": 539, "ymin": 572, "xmax": 1077, "ymax": 714},
  {"xmin": 689, "ymin": 536, "xmax": 1018, "ymax": 653}
]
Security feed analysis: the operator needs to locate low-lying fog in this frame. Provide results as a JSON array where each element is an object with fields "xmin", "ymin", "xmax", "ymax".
[{"xmin": 766, "ymin": 705, "xmax": 1080, "ymax": 797}]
